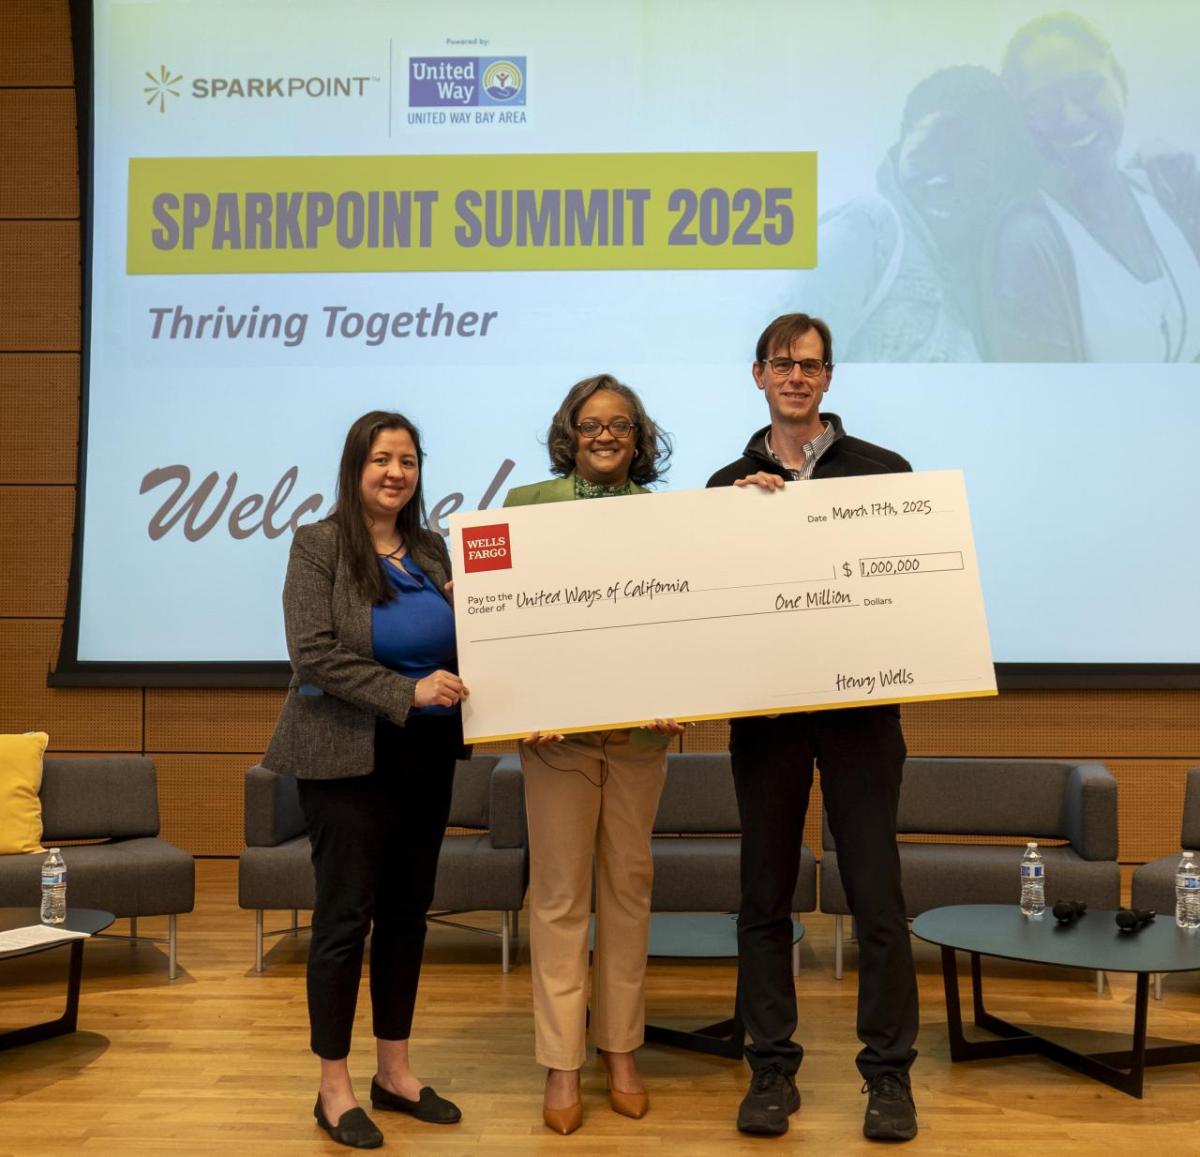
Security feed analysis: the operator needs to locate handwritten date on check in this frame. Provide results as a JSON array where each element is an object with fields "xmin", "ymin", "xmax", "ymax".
[{"xmin": 449, "ymin": 469, "xmax": 995, "ymax": 743}]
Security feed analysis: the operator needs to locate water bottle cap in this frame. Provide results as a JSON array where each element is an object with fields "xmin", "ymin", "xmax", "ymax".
[
  {"xmin": 48, "ymin": 847, "xmax": 60, "ymax": 854},
  {"xmin": 1184, "ymin": 850, "xmax": 1196, "ymax": 858},
  {"xmin": 1027, "ymin": 841, "xmax": 1038, "ymax": 848}
]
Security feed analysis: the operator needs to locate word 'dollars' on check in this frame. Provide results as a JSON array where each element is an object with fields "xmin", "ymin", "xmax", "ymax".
[{"xmin": 449, "ymin": 470, "xmax": 996, "ymax": 743}]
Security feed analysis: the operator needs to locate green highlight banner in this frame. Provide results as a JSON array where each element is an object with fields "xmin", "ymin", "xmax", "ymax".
[{"xmin": 127, "ymin": 152, "xmax": 817, "ymax": 273}]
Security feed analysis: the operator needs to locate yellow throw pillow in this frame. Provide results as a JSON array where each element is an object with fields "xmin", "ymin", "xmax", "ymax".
[{"xmin": 0, "ymin": 732, "xmax": 49, "ymax": 855}]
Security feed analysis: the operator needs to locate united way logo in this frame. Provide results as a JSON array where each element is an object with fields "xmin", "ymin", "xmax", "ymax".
[
  {"xmin": 409, "ymin": 55, "xmax": 526, "ymax": 107},
  {"xmin": 481, "ymin": 59, "xmax": 523, "ymax": 103}
]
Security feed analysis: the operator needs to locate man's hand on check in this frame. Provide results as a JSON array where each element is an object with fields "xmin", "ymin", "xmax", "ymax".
[
  {"xmin": 645, "ymin": 718, "xmax": 686, "ymax": 735},
  {"xmin": 523, "ymin": 731, "xmax": 566, "ymax": 746},
  {"xmin": 733, "ymin": 471, "xmax": 786, "ymax": 490}
]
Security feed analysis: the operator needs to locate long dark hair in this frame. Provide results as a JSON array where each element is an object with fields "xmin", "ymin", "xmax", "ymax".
[
  {"xmin": 330, "ymin": 410, "xmax": 440, "ymax": 604},
  {"xmin": 545, "ymin": 374, "xmax": 671, "ymax": 487}
]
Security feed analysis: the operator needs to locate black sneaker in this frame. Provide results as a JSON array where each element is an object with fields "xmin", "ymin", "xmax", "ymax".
[
  {"xmin": 737, "ymin": 1065, "xmax": 801, "ymax": 1136},
  {"xmin": 862, "ymin": 1073, "xmax": 917, "ymax": 1141}
]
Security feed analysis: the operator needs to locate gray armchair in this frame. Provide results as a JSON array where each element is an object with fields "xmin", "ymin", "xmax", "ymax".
[
  {"xmin": 239, "ymin": 754, "xmax": 529, "ymax": 972},
  {"xmin": 1131, "ymin": 765, "xmax": 1200, "ymax": 998},
  {"xmin": 820, "ymin": 758, "xmax": 1120, "ymax": 979},
  {"xmin": 0, "ymin": 756, "xmax": 195, "ymax": 978}
]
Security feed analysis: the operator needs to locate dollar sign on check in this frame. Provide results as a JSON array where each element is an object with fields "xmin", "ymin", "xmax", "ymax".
[{"xmin": 842, "ymin": 561, "xmax": 853, "ymax": 577}]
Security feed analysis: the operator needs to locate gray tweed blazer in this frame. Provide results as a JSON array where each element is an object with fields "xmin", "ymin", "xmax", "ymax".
[{"xmin": 263, "ymin": 518, "xmax": 454, "ymax": 779}]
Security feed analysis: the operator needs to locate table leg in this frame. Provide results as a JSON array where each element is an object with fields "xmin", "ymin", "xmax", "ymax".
[
  {"xmin": 645, "ymin": 1012, "xmax": 745, "ymax": 1059},
  {"xmin": 0, "ymin": 940, "xmax": 85, "ymax": 1050},
  {"xmin": 941, "ymin": 959, "xmax": 1200, "ymax": 1098},
  {"xmin": 939, "ymin": 946, "xmax": 967, "ymax": 1060}
]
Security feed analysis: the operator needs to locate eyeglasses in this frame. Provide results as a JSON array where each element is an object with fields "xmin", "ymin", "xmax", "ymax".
[
  {"xmin": 575, "ymin": 418, "xmax": 637, "ymax": 439},
  {"xmin": 763, "ymin": 357, "xmax": 830, "ymax": 378}
]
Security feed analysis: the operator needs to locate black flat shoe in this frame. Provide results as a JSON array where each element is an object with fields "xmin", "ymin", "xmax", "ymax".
[
  {"xmin": 370, "ymin": 1076, "xmax": 462, "ymax": 1124},
  {"xmin": 313, "ymin": 1097, "xmax": 384, "ymax": 1149}
]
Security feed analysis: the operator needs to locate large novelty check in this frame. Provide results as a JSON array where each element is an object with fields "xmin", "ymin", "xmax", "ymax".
[{"xmin": 449, "ymin": 469, "xmax": 996, "ymax": 742}]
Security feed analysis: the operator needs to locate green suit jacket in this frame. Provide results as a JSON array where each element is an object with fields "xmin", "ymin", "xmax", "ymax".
[{"xmin": 502, "ymin": 473, "xmax": 647, "ymax": 507}]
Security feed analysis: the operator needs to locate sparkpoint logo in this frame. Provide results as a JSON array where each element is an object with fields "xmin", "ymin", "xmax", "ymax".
[{"xmin": 143, "ymin": 65, "xmax": 380, "ymax": 111}]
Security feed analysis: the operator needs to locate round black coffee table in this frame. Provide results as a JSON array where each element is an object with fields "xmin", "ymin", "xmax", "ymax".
[
  {"xmin": 913, "ymin": 904, "xmax": 1200, "ymax": 1098},
  {"xmin": 0, "ymin": 907, "xmax": 114, "ymax": 1050}
]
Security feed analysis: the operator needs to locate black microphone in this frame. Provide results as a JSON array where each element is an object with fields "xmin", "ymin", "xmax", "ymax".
[
  {"xmin": 1115, "ymin": 907, "xmax": 1156, "ymax": 932},
  {"xmin": 1052, "ymin": 899, "xmax": 1088, "ymax": 924}
]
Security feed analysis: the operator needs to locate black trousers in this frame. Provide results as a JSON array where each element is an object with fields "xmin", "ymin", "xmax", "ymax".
[
  {"xmin": 296, "ymin": 714, "xmax": 458, "ymax": 1060},
  {"xmin": 730, "ymin": 707, "xmax": 918, "ymax": 1080}
]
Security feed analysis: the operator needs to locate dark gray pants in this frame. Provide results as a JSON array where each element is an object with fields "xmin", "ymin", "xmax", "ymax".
[
  {"xmin": 297, "ymin": 715, "xmax": 458, "ymax": 1060},
  {"xmin": 730, "ymin": 707, "xmax": 918, "ymax": 1080}
]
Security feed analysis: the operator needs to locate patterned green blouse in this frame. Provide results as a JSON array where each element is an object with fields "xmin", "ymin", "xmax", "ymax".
[{"xmin": 573, "ymin": 474, "xmax": 635, "ymax": 500}]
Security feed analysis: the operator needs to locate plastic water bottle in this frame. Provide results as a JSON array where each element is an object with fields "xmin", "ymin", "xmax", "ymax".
[
  {"xmin": 1176, "ymin": 850, "xmax": 1200, "ymax": 930},
  {"xmin": 40, "ymin": 848, "xmax": 67, "ymax": 925},
  {"xmin": 1020, "ymin": 842, "xmax": 1045, "ymax": 917}
]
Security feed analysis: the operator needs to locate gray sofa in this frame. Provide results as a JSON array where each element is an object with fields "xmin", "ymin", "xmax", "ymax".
[
  {"xmin": 0, "ymin": 756, "xmax": 195, "ymax": 978},
  {"xmin": 239, "ymin": 754, "xmax": 529, "ymax": 972},
  {"xmin": 821, "ymin": 758, "xmax": 1121, "ymax": 978},
  {"xmin": 1131, "ymin": 765, "xmax": 1200, "ymax": 998},
  {"xmin": 652, "ymin": 752, "xmax": 816, "ymax": 912},
  {"xmin": 652, "ymin": 752, "xmax": 816, "ymax": 975}
]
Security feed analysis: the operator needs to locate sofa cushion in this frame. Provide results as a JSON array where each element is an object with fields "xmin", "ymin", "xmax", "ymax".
[
  {"xmin": 239, "ymin": 838, "xmax": 316, "ymax": 910},
  {"xmin": 0, "ymin": 838, "xmax": 195, "ymax": 917},
  {"xmin": 237, "ymin": 833, "xmax": 529, "ymax": 914},
  {"xmin": 40, "ymin": 757, "xmax": 160, "ymax": 841},
  {"xmin": 820, "ymin": 843, "xmax": 1121, "ymax": 917},
  {"xmin": 652, "ymin": 838, "xmax": 816, "ymax": 912},
  {"xmin": 0, "ymin": 731, "xmax": 48, "ymax": 855}
]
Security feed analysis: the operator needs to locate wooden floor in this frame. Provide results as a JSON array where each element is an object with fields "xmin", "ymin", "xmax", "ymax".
[{"xmin": 1, "ymin": 863, "xmax": 1199, "ymax": 1155}]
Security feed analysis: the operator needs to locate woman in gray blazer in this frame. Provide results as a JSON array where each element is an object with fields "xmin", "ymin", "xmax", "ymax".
[{"xmin": 264, "ymin": 410, "xmax": 468, "ymax": 1149}]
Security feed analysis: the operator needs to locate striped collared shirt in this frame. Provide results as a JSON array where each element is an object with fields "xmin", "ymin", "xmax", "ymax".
[{"xmin": 765, "ymin": 421, "xmax": 836, "ymax": 480}]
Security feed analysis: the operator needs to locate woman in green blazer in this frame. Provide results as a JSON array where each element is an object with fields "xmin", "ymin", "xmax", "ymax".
[{"xmin": 504, "ymin": 375, "xmax": 681, "ymax": 1134}]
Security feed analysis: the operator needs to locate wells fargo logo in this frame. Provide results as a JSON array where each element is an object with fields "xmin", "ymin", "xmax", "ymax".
[{"xmin": 461, "ymin": 523, "xmax": 512, "ymax": 573}]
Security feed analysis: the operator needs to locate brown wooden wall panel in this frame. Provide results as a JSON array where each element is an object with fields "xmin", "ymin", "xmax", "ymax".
[
  {"xmin": 0, "ymin": 89, "xmax": 77, "ymax": 216},
  {"xmin": 0, "ymin": 484, "xmax": 74, "ymax": 615},
  {"xmin": 686, "ymin": 700, "xmax": 1200, "ymax": 762},
  {"xmin": 155, "ymin": 753, "xmax": 247, "ymax": 856},
  {"xmin": 0, "ymin": 620, "xmax": 141, "ymax": 749},
  {"xmin": 0, "ymin": 221, "xmax": 79, "ymax": 350},
  {"xmin": 0, "ymin": 1, "xmax": 73, "ymax": 87},
  {"xmin": 1112, "ymin": 759, "xmax": 1194, "ymax": 863},
  {"xmin": 903, "ymin": 691, "xmax": 1200, "ymax": 759},
  {"xmin": 0, "ymin": 355, "xmax": 79, "ymax": 482},
  {"xmin": 144, "ymin": 688, "xmax": 285, "ymax": 755}
]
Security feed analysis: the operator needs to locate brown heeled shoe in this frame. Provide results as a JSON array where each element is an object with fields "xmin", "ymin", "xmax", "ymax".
[
  {"xmin": 598, "ymin": 1050, "xmax": 650, "ymax": 1119},
  {"xmin": 542, "ymin": 1071, "xmax": 583, "ymax": 1135},
  {"xmin": 542, "ymin": 1101, "xmax": 584, "ymax": 1134},
  {"xmin": 607, "ymin": 1086, "xmax": 650, "ymax": 1119}
]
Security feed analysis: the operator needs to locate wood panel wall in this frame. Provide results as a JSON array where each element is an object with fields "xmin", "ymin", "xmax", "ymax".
[{"xmin": 2, "ymin": 1, "xmax": 1197, "ymax": 858}]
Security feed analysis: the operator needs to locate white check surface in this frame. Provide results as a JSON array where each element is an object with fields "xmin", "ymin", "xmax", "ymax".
[{"xmin": 450, "ymin": 470, "xmax": 995, "ymax": 742}]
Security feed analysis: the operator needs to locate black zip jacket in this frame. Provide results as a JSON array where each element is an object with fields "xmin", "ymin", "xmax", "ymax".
[{"xmin": 706, "ymin": 412, "xmax": 910, "ymax": 487}]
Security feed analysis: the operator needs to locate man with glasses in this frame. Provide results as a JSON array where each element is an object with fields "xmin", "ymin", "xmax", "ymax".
[{"xmin": 707, "ymin": 313, "xmax": 919, "ymax": 1142}]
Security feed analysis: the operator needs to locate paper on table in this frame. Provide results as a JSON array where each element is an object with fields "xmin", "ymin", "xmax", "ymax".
[{"xmin": 0, "ymin": 923, "xmax": 88, "ymax": 952}]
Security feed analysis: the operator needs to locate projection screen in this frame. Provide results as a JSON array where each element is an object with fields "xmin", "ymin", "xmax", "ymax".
[{"xmin": 53, "ymin": 0, "xmax": 1200, "ymax": 686}]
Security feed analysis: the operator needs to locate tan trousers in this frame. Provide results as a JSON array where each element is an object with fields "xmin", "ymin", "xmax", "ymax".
[{"xmin": 521, "ymin": 731, "xmax": 668, "ymax": 1070}]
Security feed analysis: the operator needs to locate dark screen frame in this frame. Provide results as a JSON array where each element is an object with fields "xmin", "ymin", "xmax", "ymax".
[{"xmin": 48, "ymin": 0, "xmax": 1200, "ymax": 690}]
